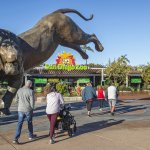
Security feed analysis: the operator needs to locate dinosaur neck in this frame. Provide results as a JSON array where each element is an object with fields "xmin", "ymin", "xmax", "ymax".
[{"xmin": 19, "ymin": 27, "xmax": 58, "ymax": 71}]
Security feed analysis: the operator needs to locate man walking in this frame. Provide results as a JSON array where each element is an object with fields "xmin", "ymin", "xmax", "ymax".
[
  {"xmin": 13, "ymin": 80, "xmax": 36, "ymax": 144},
  {"xmin": 82, "ymin": 82, "xmax": 96, "ymax": 117},
  {"xmin": 107, "ymin": 83, "xmax": 118, "ymax": 116}
]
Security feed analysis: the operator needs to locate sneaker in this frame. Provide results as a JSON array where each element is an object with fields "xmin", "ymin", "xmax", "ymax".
[
  {"xmin": 29, "ymin": 134, "xmax": 37, "ymax": 140},
  {"xmin": 99, "ymin": 108, "xmax": 103, "ymax": 111},
  {"xmin": 87, "ymin": 111, "xmax": 91, "ymax": 117},
  {"xmin": 111, "ymin": 112, "xmax": 115, "ymax": 116},
  {"xmin": 50, "ymin": 138, "xmax": 55, "ymax": 144},
  {"xmin": 12, "ymin": 140, "xmax": 19, "ymax": 144}
]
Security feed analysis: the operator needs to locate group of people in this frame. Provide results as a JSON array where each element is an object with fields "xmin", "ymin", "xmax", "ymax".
[
  {"xmin": 82, "ymin": 82, "xmax": 118, "ymax": 117},
  {"xmin": 12, "ymin": 80, "xmax": 118, "ymax": 145},
  {"xmin": 13, "ymin": 80, "xmax": 64, "ymax": 144}
]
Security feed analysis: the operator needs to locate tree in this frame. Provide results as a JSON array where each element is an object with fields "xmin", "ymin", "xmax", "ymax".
[
  {"xmin": 105, "ymin": 55, "xmax": 131, "ymax": 87},
  {"xmin": 142, "ymin": 63, "xmax": 150, "ymax": 89},
  {"xmin": 81, "ymin": 45, "xmax": 94, "ymax": 65},
  {"xmin": 87, "ymin": 63, "xmax": 104, "ymax": 68},
  {"xmin": 56, "ymin": 83, "xmax": 68, "ymax": 95}
]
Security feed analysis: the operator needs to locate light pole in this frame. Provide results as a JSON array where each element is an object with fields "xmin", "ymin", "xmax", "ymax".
[{"xmin": 101, "ymin": 68, "xmax": 104, "ymax": 85}]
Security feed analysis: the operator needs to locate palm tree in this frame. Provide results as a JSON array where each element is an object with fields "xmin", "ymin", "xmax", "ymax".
[
  {"xmin": 118, "ymin": 55, "xmax": 130, "ymax": 65},
  {"xmin": 81, "ymin": 45, "xmax": 94, "ymax": 65},
  {"xmin": 105, "ymin": 55, "xmax": 131, "ymax": 87}
]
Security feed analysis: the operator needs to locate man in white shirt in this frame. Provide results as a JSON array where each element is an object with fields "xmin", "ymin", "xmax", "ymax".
[{"xmin": 107, "ymin": 83, "xmax": 118, "ymax": 116}]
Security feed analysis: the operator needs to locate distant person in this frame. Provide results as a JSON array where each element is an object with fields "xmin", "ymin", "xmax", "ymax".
[
  {"xmin": 68, "ymin": 86, "xmax": 72, "ymax": 95},
  {"xmin": 13, "ymin": 80, "xmax": 36, "ymax": 144},
  {"xmin": 46, "ymin": 86, "xmax": 64, "ymax": 144},
  {"xmin": 96, "ymin": 85, "xmax": 105, "ymax": 111},
  {"xmin": 82, "ymin": 82, "xmax": 96, "ymax": 117},
  {"xmin": 76, "ymin": 85, "xmax": 81, "ymax": 96},
  {"xmin": 106, "ymin": 83, "xmax": 118, "ymax": 116}
]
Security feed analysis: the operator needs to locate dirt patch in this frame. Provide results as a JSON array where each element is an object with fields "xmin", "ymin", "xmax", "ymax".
[{"xmin": 119, "ymin": 92, "xmax": 150, "ymax": 100}]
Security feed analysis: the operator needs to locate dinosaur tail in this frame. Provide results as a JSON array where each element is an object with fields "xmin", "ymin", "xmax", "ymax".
[{"xmin": 53, "ymin": 8, "xmax": 93, "ymax": 21}]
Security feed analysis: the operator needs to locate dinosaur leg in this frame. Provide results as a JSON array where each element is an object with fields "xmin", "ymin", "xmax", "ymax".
[
  {"xmin": 0, "ymin": 74, "xmax": 23, "ymax": 115},
  {"xmin": 58, "ymin": 20, "xmax": 103, "ymax": 52},
  {"xmin": 87, "ymin": 34, "xmax": 104, "ymax": 52},
  {"xmin": 76, "ymin": 33, "xmax": 104, "ymax": 52},
  {"xmin": 60, "ymin": 32, "xmax": 103, "ymax": 52},
  {"xmin": 60, "ymin": 43, "xmax": 88, "ymax": 59}
]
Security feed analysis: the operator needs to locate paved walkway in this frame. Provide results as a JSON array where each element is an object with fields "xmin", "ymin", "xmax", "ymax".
[{"xmin": 0, "ymin": 98, "xmax": 150, "ymax": 150}]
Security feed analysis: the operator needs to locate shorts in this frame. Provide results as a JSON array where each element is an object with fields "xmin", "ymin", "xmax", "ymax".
[{"xmin": 108, "ymin": 99, "xmax": 116, "ymax": 107}]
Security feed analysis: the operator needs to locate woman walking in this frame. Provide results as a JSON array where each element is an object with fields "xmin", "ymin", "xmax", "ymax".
[
  {"xmin": 46, "ymin": 86, "xmax": 64, "ymax": 144},
  {"xmin": 82, "ymin": 82, "xmax": 96, "ymax": 117},
  {"xmin": 96, "ymin": 85, "xmax": 105, "ymax": 111}
]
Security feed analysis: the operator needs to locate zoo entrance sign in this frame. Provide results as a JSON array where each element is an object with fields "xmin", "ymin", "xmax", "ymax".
[
  {"xmin": 44, "ymin": 51, "xmax": 88, "ymax": 71},
  {"xmin": 44, "ymin": 64, "xmax": 88, "ymax": 71}
]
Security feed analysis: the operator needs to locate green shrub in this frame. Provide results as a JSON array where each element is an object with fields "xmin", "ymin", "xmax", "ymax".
[
  {"xmin": 118, "ymin": 85, "xmax": 131, "ymax": 91},
  {"xmin": 124, "ymin": 87, "xmax": 132, "ymax": 91},
  {"xmin": 63, "ymin": 92, "xmax": 70, "ymax": 97},
  {"xmin": 56, "ymin": 83, "xmax": 68, "ymax": 95},
  {"xmin": 70, "ymin": 91, "xmax": 78, "ymax": 97},
  {"xmin": 118, "ymin": 85, "xmax": 125, "ymax": 91}
]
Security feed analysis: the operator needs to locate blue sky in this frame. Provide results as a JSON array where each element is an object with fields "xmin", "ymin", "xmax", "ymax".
[{"xmin": 0, "ymin": 0, "xmax": 150, "ymax": 66}]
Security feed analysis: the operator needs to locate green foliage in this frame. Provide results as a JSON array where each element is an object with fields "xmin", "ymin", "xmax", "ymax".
[
  {"xmin": 118, "ymin": 85, "xmax": 131, "ymax": 91},
  {"xmin": 133, "ymin": 63, "xmax": 150, "ymax": 90},
  {"xmin": 87, "ymin": 63, "xmax": 104, "ymax": 68},
  {"xmin": 63, "ymin": 92, "xmax": 70, "ymax": 97},
  {"xmin": 142, "ymin": 63, "xmax": 150, "ymax": 88},
  {"xmin": 56, "ymin": 83, "xmax": 68, "ymax": 95},
  {"xmin": 105, "ymin": 55, "xmax": 132, "ymax": 87},
  {"xmin": 70, "ymin": 91, "xmax": 78, "ymax": 97}
]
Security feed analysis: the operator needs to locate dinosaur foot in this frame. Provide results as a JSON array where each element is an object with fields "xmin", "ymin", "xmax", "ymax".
[{"xmin": 0, "ymin": 108, "xmax": 11, "ymax": 116}]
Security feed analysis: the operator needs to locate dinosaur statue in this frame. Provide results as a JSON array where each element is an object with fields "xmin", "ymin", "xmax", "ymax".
[{"xmin": 0, "ymin": 8, "xmax": 104, "ymax": 115}]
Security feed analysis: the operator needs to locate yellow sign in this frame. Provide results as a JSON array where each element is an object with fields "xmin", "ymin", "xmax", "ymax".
[
  {"xmin": 44, "ymin": 51, "xmax": 88, "ymax": 71},
  {"xmin": 56, "ymin": 51, "xmax": 76, "ymax": 65},
  {"xmin": 44, "ymin": 64, "xmax": 88, "ymax": 71}
]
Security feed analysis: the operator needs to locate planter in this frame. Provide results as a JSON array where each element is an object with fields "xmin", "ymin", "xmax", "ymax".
[
  {"xmin": 35, "ymin": 96, "xmax": 82, "ymax": 103},
  {"xmin": 36, "ymin": 96, "xmax": 46, "ymax": 103},
  {"xmin": 64, "ymin": 96, "xmax": 82, "ymax": 102},
  {"xmin": 119, "ymin": 91, "xmax": 132, "ymax": 93}
]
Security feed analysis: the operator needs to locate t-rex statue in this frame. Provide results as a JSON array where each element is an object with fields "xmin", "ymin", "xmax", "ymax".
[{"xmin": 0, "ymin": 8, "xmax": 104, "ymax": 115}]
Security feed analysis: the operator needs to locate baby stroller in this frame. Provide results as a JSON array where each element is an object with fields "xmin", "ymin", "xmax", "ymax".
[{"xmin": 55, "ymin": 105, "xmax": 77, "ymax": 137}]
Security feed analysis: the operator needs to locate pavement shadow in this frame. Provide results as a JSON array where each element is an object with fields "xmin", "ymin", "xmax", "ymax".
[
  {"xmin": 57, "ymin": 119, "xmax": 124, "ymax": 142},
  {"xmin": 0, "ymin": 110, "xmax": 46, "ymax": 126},
  {"xmin": 116, "ymin": 104, "xmax": 146, "ymax": 114},
  {"xmin": 91, "ymin": 111, "xmax": 110, "ymax": 116},
  {"xmin": 34, "ymin": 105, "xmax": 46, "ymax": 111},
  {"xmin": 0, "ymin": 111, "xmax": 18, "ymax": 126},
  {"xmin": 68, "ymin": 100, "xmax": 109, "ymax": 111},
  {"xmin": 139, "ymin": 97, "xmax": 150, "ymax": 100},
  {"xmin": 19, "ymin": 134, "xmax": 49, "ymax": 145},
  {"xmin": 77, "ymin": 119, "xmax": 124, "ymax": 135}
]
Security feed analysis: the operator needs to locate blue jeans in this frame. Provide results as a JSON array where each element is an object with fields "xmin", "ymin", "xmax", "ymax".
[{"xmin": 14, "ymin": 111, "xmax": 33, "ymax": 140}]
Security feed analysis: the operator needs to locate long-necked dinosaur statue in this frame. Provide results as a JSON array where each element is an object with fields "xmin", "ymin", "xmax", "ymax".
[{"xmin": 0, "ymin": 8, "xmax": 104, "ymax": 115}]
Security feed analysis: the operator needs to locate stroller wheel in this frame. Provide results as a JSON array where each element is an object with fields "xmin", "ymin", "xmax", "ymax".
[
  {"xmin": 73, "ymin": 124, "xmax": 77, "ymax": 133},
  {"xmin": 68, "ymin": 128, "xmax": 73, "ymax": 137}
]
